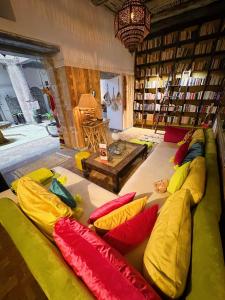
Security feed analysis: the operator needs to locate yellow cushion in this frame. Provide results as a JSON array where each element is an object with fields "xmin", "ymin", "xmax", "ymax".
[
  {"xmin": 75, "ymin": 151, "xmax": 90, "ymax": 171},
  {"xmin": 17, "ymin": 177, "xmax": 74, "ymax": 238},
  {"xmin": 167, "ymin": 162, "xmax": 191, "ymax": 194},
  {"xmin": 93, "ymin": 196, "xmax": 147, "ymax": 231},
  {"xmin": 143, "ymin": 189, "xmax": 192, "ymax": 299},
  {"xmin": 11, "ymin": 168, "xmax": 54, "ymax": 193},
  {"xmin": 189, "ymin": 129, "xmax": 205, "ymax": 147},
  {"xmin": 181, "ymin": 156, "xmax": 206, "ymax": 205}
]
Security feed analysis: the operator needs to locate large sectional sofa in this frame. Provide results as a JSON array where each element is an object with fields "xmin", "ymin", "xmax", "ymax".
[{"xmin": 0, "ymin": 128, "xmax": 225, "ymax": 299}]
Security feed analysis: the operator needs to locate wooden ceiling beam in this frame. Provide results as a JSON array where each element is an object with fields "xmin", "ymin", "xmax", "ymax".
[{"xmin": 91, "ymin": 0, "xmax": 109, "ymax": 6}]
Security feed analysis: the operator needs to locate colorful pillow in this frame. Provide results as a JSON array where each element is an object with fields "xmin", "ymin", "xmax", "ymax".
[
  {"xmin": 17, "ymin": 177, "xmax": 73, "ymax": 238},
  {"xmin": 167, "ymin": 162, "xmax": 191, "ymax": 194},
  {"xmin": 174, "ymin": 142, "xmax": 190, "ymax": 165},
  {"xmin": 50, "ymin": 178, "xmax": 76, "ymax": 208},
  {"xmin": 11, "ymin": 168, "xmax": 54, "ymax": 193},
  {"xmin": 54, "ymin": 218, "xmax": 161, "ymax": 300},
  {"xmin": 182, "ymin": 142, "xmax": 204, "ymax": 164},
  {"xmin": 189, "ymin": 129, "xmax": 205, "ymax": 147},
  {"xmin": 143, "ymin": 189, "xmax": 192, "ymax": 299},
  {"xmin": 103, "ymin": 204, "xmax": 158, "ymax": 255},
  {"xmin": 181, "ymin": 156, "xmax": 206, "ymax": 205},
  {"xmin": 177, "ymin": 129, "xmax": 194, "ymax": 146},
  {"xmin": 93, "ymin": 196, "xmax": 147, "ymax": 231},
  {"xmin": 164, "ymin": 126, "xmax": 189, "ymax": 143},
  {"xmin": 88, "ymin": 192, "xmax": 136, "ymax": 224}
]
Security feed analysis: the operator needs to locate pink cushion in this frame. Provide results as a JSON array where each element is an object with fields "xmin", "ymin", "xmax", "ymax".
[
  {"xmin": 164, "ymin": 126, "xmax": 189, "ymax": 143},
  {"xmin": 88, "ymin": 192, "xmax": 136, "ymax": 224},
  {"xmin": 103, "ymin": 205, "xmax": 158, "ymax": 255},
  {"xmin": 54, "ymin": 218, "xmax": 161, "ymax": 300},
  {"xmin": 174, "ymin": 142, "xmax": 190, "ymax": 165}
]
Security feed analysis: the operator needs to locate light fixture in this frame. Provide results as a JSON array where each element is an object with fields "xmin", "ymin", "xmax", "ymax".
[{"xmin": 114, "ymin": 0, "xmax": 151, "ymax": 52}]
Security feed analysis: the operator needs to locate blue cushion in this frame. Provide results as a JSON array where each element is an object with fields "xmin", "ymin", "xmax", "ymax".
[
  {"xmin": 50, "ymin": 179, "xmax": 76, "ymax": 208},
  {"xmin": 182, "ymin": 142, "xmax": 204, "ymax": 164}
]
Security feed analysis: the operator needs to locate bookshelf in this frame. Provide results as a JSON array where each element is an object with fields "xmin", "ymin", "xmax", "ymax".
[{"xmin": 134, "ymin": 16, "xmax": 225, "ymax": 130}]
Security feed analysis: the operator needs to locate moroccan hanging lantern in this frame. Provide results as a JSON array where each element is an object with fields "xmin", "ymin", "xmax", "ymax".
[{"xmin": 114, "ymin": 0, "xmax": 151, "ymax": 52}]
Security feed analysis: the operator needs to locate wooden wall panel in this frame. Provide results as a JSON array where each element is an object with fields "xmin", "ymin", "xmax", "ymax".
[{"xmin": 47, "ymin": 64, "xmax": 102, "ymax": 149}]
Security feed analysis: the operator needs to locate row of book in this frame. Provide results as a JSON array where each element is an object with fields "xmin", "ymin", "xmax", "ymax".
[
  {"xmin": 216, "ymin": 38, "xmax": 225, "ymax": 51},
  {"xmin": 144, "ymin": 92, "xmax": 163, "ymax": 100},
  {"xmin": 164, "ymin": 32, "xmax": 178, "ymax": 45},
  {"xmin": 161, "ymin": 48, "xmax": 176, "ymax": 61},
  {"xmin": 211, "ymin": 57, "xmax": 225, "ymax": 69},
  {"xmin": 176, "ymin": 45, "xmax": 194, "ymax": 58},
  {"xmin": 180, "ymin": 26, "xmax": 198, "ymax": 41},
  {"xmin": 195, "ymin": 41, "xmax": 213, "ymax": 55},
  {"xmin": 146, "ymin": 51, "xmax": 161, "ymax": 63},
  {"xmin": 208, "ymin": 75, "xmax": 224, "ymax": 85},
  {"xmin": 183, "ymin": 104, "xmax": 197, "ymax": 112},
  {"xmin": 199, "ymin": 20, "xmax": 220, "ymax": 36}
]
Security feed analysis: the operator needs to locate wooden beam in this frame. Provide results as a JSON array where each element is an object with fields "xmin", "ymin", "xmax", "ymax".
[
  {"xmin": 91, "ymin": 0, "xmax": 108, "ymax": 6},
  {"xmin": 0, "ymin": 30, "xmax": 59, "ymax": 57}
]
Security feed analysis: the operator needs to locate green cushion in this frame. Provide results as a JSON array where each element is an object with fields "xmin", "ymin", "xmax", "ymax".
[
  {"xmin": 129, "ymin": 139, "xmax": 153, "ymax": 149},
  {"xmin": 185, "ymin": 207, "xmax": 225, "ymax": 300},
  {"xmin": 205, "ymin": 141, "xmax": 217, "ymax": 155},
  {"xmin": 205, "ymin": 128, "xmax": 215, "ymax": 142},
  {"xmin": 0, "ymin": 198, "xmax": 93, "ymax": 300},
  {"xmin": 50, "ymin": 179, "xmax": 76, "ymax": 208}
]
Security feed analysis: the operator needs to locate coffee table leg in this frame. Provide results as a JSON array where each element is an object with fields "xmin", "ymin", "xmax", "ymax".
[
  {"xmin": 82, "ymin": 159, "xmax": 90, "ymax": 178},
  {"xmin": 112, "ymin": 176, "xmax": 120, "ymax": 194}
]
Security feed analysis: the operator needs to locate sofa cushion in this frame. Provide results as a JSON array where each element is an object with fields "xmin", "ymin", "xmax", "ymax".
[
  {"xmin": 189, "ymin": 129, "xmax": 205, "ymax": 147},
  {"xmin": 174, "ymin": 142, "xmax": 190, "ymax": 165},
  {"xmin": 17, "ymin": 177, "xmax": 74, "ymax": 238},
  {"xmin": 94, "ymin": 196, "xmax": 147, "ymax": 231},
  {"xmin": 182, "ymin": 142, "xmax": 204, "ymax": 164},
  {"xmin": 54, "ymin": 217, "xmax": 161, "ymax": 300},
  {"xmin": 88, "ymin": 192, "xmax": 136, "ymax": 224},
  {"xmin": 11, "ymin": 168, "xmax": 54, "ymax": 193},
  {"xmin": 0, "ymin": 198, "xmax": 93, "ymax": 300},
  {"xmin": 167, "ymin": 162, "xmax": 191, "ymax": 194},
  {"xmin": 50, "ymin": 178, "xmax": 76, "ymax": 208},
  {"xmin": 164, "ymin": 126, "xmax": 189, "ymax": 143},
  {"xmin": 181, "ymin": 156, "xmax": 206, "ymax": 205},
  {"xmin": 143, "ymin": 189, "xmax": 192, "ymax": 299},
  {"xmin": 103, "ymin": 204, "xmax": 158, "ymax": 255}
]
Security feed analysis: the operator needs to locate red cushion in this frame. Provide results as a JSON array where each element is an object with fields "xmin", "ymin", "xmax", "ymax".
[
  {"xmin": 54, "ymin": 218, "xmax": 161, "ymax": 300},
  {"xmin": 103, "ymin": 204, "xmax": 158, "ymax": 255},
  {"xmin": 174, "ymin": 142, "xmax": 190, "ymax": 165},
  {"xmin": 164, "ymin": 126, "xmax": 189, "ymax": 143},
  {"xmin": 88, "ymin": 192, "xmax": 136, "ymax": 224}
]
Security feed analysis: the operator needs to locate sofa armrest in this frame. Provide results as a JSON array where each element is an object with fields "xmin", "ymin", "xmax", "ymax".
[{"xmin": 0, "ymin": 198, "xmax": 93, "ymax": 300}]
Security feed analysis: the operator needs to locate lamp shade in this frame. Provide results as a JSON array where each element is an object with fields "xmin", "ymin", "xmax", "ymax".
[
  {"xmin": 78, "ymin": 94, "xmax": 102, "ymax": 119},
  {"xmin": 115, "ymin": 0, "xmax": 151, "ymax": 52}
]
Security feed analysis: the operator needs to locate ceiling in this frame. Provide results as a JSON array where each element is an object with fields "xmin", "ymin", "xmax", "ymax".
[{"xmin": 91, "ymin": 0, "xmax": 220, "ymax": 23}]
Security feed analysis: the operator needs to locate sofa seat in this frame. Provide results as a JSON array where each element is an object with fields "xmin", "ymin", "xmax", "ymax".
[
  {"xmin": 53, "ymin": 166, "xmax": 117, "ymax": 225},
  {"xmin": 120, "ymin": 141, "xmax": 177, "ymax": 207}
]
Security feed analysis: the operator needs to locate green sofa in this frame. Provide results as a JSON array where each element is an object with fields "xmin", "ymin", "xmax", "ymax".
[{"xmin": 0, "ymin": 129, "xmax": 224, "ymax": 299}]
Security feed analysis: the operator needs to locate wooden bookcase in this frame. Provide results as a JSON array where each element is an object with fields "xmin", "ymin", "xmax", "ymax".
[{"xmin": 134, "ymin": 15, "xmax": 225, "ymax": 130}]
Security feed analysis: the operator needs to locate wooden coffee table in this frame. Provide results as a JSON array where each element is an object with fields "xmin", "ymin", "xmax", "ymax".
[{"xmin": 82, "ymin": 141, "xmax": 148, "ymax": 193}]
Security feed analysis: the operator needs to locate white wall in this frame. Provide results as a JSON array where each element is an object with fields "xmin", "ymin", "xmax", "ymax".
[
  {"xmin": 0, "ymin": 0, "xmax": 134, "ymax": 74},
  {"xmin": 0, "ymin": 64, "xmax": 15, "ymax": 122},
  {"xmin": 100, "ymin": 76, "xmax": 123, "ymax": 130}
]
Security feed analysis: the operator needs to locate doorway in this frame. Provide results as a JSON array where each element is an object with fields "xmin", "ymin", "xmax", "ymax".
[{"xmin": 100, "ymin": 72, "xmax": 123, "ymax": 131}]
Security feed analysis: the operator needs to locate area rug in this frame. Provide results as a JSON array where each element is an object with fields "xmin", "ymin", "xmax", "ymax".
[{"xmin": 118, "ymin": 127, "xmax": 164, "ymax": 144}]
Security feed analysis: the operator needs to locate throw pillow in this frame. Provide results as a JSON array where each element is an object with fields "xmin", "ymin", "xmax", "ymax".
[
  {"xmin": 181, "ymin": 156, "xmax": 206, "ymax": 205},
  {"xmin": 103, "ymin": 204, "xmax": 158, "ymax": 255},
  {"xmin": 54, "ymin": 217, "xmax": 161, "ymax": 300},
  {"xmin": 177, "ymin": 129, "xmax": 194, "ymax": 146},
  {"xmin": 143, "ymin": 189, "xmax": 192, "ymax": 299},
  {"xmin": 88, "ymin": 192, "xmax": 136, "ymax": 224},
  {"xmin": 189, "ymin": 128, "xmax": 205, "ymax": 147},
  {"xmin": 174, "ymin": 142, "xmax": 190, "ymax": 165},
  {"xmin": 182, "ymin": 142, "xmax": 204, "ymax": 164},
  {"xmin": 93, "ymin": 196, "xmax": 147, "ymax": 231},
  {"xmin": 17, "ymin": 177, "xmax": 73, "ymax": 238},
  {"xmin": 164, "ymin": 126, "xmax": 189, "ymax": 143},
  {"xmin": 167, "ymin": 162, "xmax": 191, "ymax": 194},
  {"xmin": 50, "ymin": 178, "xmax": 76, "ymax": 208},
  {"xmin": 11, "ymin": 167, "xmax": 54, "ymax": 193}
]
